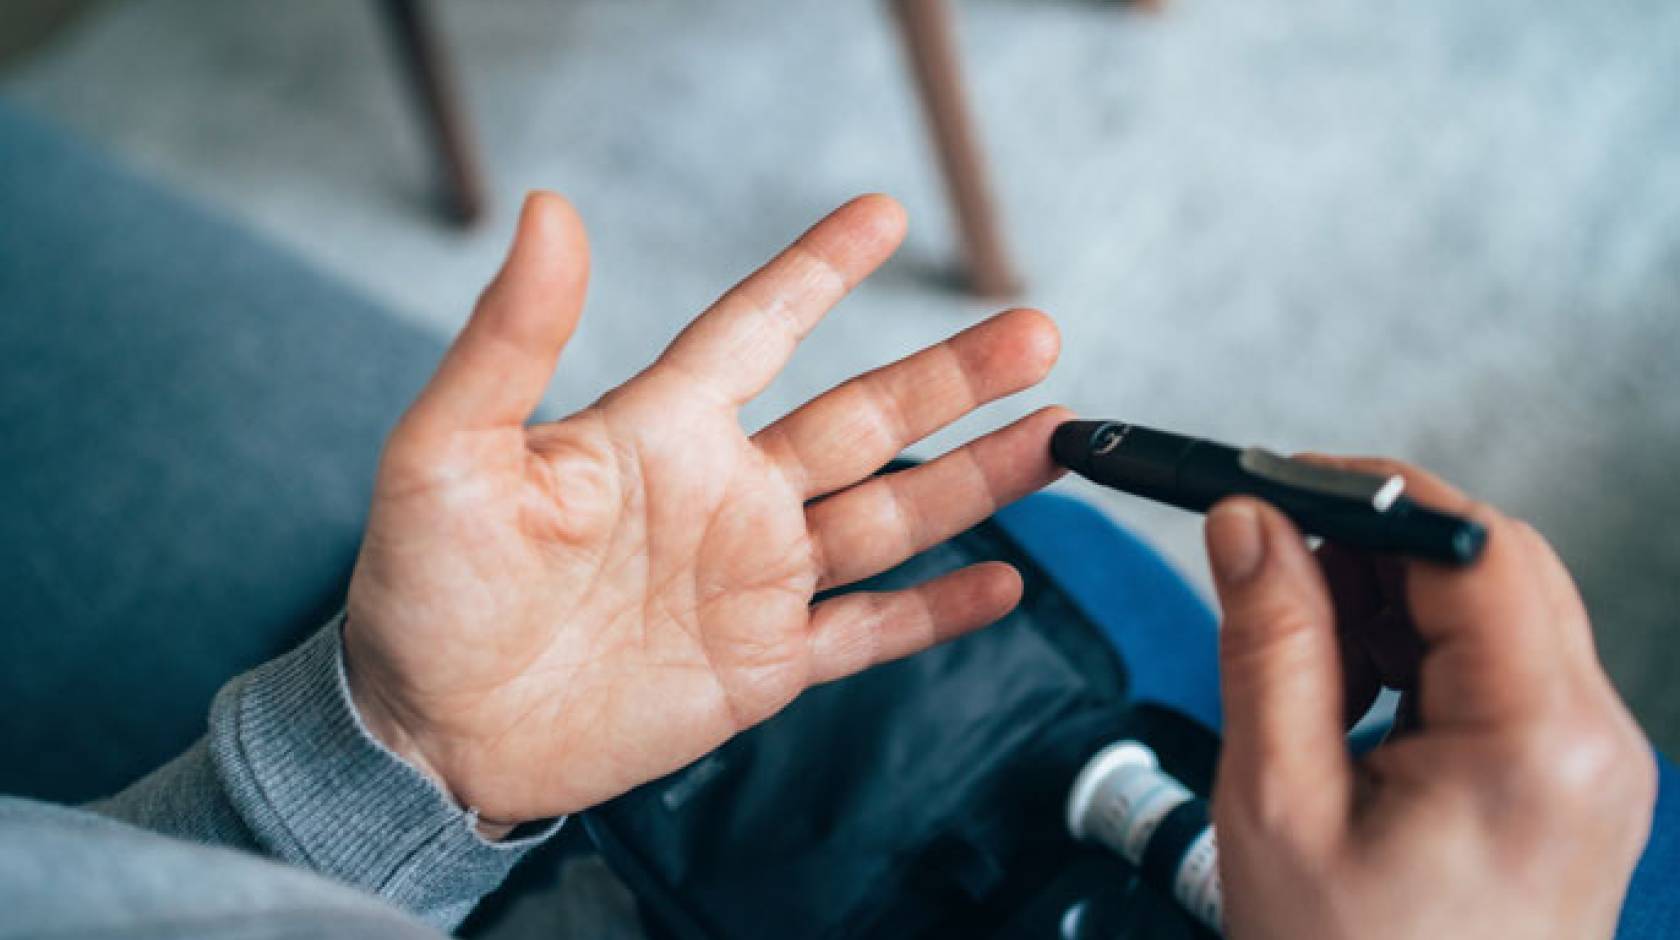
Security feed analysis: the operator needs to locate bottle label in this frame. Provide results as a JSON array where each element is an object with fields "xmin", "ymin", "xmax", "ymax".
[
  {"xmin": 1174, "ymin": 826, "xmax": 1223, "ymax": 932},
  {"xmin": 1079, "ymin": 761, "xmax": 1192, "ymax": 867}
]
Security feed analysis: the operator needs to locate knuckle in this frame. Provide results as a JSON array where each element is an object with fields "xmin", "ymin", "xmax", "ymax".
[
  {"xmin": 1518, "ymin": 718, "xmax": 1639, "ymax": 815},
  {"xmin": 944, "ymin": 338, "xmax": 990, "ymax": 410},
  {"xmin": 857, "ymin": 373, "xmax": 915, "ymax": 454},
  {"xmin": 784, "ymin": 242, "xmax": 847, "ymax": 300}
]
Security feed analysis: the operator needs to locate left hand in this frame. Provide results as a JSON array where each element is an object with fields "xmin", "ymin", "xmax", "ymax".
[{"xmin": 343, "ymin": 193, "xmax": 1067, "ymax": 831}]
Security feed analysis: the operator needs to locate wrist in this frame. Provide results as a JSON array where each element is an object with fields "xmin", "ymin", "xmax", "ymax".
[{"xmin": 342, "ymin": 622, "xmax": 518, "ymax": 841}]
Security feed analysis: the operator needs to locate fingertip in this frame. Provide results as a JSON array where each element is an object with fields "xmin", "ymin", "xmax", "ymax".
[
  {"xmin": 1018, "ymin": 405, "xmax": 1077, "ymax": 480},
  {"xmin": 957, "ymin": 309, "xmax": 1061, "ymax": 396},
  {"xmin": 517, "ymin": 190, "xmax": 590, "ymax": 266},
  {"xmin": 1037, "ymin": 403, "xmax": 1078, "ymax": 428},
  {"xmin": 1230, "ymin": 497, "xmax": 1312, "ymax": 549},
  {"xmin": 1206, "ymin": 498, "xmax": 1266, "ymax": 588},
  {"xmin": 982, "ymin": 560, "xmax": 1026, "ymax": 608},
  {"xmin": 1207, "ymin": 498, "xmax": 1325, "ymax": 603},
  {"xmin": 853, "ymin": 191, "xmax": 908, "ymax": 226},
  {"xmin": 417, "ymin": 190, "xmax": 590, "ymax": 432},
  {"xmin": 999, "ymin": 307, "xmax": 1062, "ymax": 377},
  {"xmin": 1258, "ymin": 500, "xmax": 1314, "ymax": 557},
  {"xmin": 844, "ymin": 193, "xmax": 910, "ymax": 248},
  {"xmin": 953, "ymin": 562, "xmax": 1025, "ymax": 634},
  {"xmin": 1208, "ymin": 496, "xmax": 1285, "ymax": 541},
  {"xmin": 496, "ymin": 191, "xmax": 589, "ymax": 309},
  {"xmin": 1208, "ymin": 494, "xmax": 1266, "ymax": 520},
  {"xmin": 1027, "ymin": 404, "xmax": 1078, "ymax": 446},
  {"xmin": 520, "ymin": 188, "xmax": 570, "ymax": 218}
]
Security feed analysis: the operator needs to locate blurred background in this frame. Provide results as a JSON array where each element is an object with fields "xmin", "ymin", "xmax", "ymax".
[{"xmin": 3, "ymin": 0, "xmax": 1677, "ymax": 754}]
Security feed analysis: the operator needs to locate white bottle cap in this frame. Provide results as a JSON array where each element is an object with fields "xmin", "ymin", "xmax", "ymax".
[
  {"xmin": 1065, "ymin": 740, "xmax": 1223, "ymax": 935},
  {"xmin": 1065, "ymin": 740, "xmax": 1160, "ymax": 843}
]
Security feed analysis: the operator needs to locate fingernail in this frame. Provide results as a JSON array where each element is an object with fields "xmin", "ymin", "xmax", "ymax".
[{"xmin": 1207, "ymin": 501, "xmax": 1265, "ymax": 586}]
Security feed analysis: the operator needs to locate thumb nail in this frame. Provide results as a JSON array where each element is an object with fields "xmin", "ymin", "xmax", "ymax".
[{"xmin": 1207, "ymin": 501, "xmax": 1266, "ymax": 586}]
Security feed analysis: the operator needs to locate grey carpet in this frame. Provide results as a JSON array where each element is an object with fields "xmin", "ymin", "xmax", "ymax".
[{"xmin": 5, "ymin": 0, "xmax": 1678, "ymax": 756}]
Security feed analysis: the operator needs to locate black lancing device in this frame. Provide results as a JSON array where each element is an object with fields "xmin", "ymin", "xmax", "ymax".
[{"xmin": 1051, "ymin": 420, "xmax": 1486, "ymax": 566}]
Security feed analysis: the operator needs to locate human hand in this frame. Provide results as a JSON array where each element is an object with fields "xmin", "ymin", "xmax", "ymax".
[
  {"xmin": 343, "ymin": 193, "xmax": 1066, "ymax": 832},
  {"xmin": 1203, "ymin": 459, "xmax": 1656, "ymax": 939}
]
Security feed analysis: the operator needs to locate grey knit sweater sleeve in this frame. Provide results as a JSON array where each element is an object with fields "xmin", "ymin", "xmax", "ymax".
[{"xmin": 80, "ymin": 614, "xmax": 562, "ymax": 932}]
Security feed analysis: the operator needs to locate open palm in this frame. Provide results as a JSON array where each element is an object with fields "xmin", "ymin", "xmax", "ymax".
[{"xmin": 344, "ymin": 194, "xmax": 1065, "ymax": 828}]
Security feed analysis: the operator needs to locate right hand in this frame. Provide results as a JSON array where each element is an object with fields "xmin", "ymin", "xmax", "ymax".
[{"xmin": 1203, "ymin": 458, "xmax": 1656, "ymax": 939}]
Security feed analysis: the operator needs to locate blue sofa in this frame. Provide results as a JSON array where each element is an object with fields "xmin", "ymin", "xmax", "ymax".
[{"xmin": 0, "ymin": 100, "xmax": 443, "ymax": 803}]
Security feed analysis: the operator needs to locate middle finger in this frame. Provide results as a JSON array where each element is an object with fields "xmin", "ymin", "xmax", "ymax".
[
  {"xmin": 755, "ymin": 308, "xmax": 1059, "ymax": 500},
  {"xmin": 805, "ymin": 406, "xmax": 1069, "ymax": 591}
]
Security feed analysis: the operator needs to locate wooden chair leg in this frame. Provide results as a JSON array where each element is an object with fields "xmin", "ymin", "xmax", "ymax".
[
  {"xmin": 376, "ymin": 0, "xmax": 486, "ymax": 225},
  {"xmin": 887, "ymin": 0, "xmax": 1020, "ymax": 298}
]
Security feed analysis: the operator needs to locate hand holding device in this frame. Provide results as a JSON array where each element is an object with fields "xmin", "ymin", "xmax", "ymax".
[
  {"xmin": 1204, "ymin": 459, "xmax": 1655, "ymax": 939},
  {"xmin": 341, "ymin": 193, "xmax": 1067, "ymax": 832}
]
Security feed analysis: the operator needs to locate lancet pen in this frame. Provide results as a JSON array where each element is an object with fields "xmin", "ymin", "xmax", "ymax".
[{"xmin": 1051, "ymin": 419, "xmax": 1486, "ymax": 565}]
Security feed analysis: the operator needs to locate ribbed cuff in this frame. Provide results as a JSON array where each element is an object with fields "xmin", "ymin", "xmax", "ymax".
[{"xmin": 208, "ymin": 614, "xmax": 563, "ymax": 928}]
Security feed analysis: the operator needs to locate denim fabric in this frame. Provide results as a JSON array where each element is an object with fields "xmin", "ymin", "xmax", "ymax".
[{"xmin": 1620, "ymin": 755, "xmax": 1680, "ymax": 937}]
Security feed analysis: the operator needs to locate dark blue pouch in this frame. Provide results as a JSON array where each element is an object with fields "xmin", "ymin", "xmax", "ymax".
[{"xmin": 583, "ymin": 473, "xmax": 1221, "ymax": 940}]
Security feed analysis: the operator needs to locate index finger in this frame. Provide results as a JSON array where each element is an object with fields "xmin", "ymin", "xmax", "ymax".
[
  {"xmin": 1308, "ymin": 455, "xmax": 1563, "ymax": 728},
  {"xmin": 1296, "ymin": 454, "xmax": 1475, "ymax": 514},
  {"xmin": 654, "ymin": 195, "xmax": 908, "ymax": 407}
]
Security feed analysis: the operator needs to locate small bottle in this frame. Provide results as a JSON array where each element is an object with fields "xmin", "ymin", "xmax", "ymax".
[{"xmin": 1066, "ymin": 741, "xmax": 1223, "ymax": 935}]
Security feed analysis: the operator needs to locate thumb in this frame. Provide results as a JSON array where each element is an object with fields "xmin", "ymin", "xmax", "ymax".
[
  {"xmin": 1207, "ymin": 498, "xmax": 1351, "ymax": 843},
  {"xmin": 404, "ymin": 191, "xmax": 590, "ymax": 438}
]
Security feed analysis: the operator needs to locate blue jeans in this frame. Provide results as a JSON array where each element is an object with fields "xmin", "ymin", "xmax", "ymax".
[{"xmin": 995, "ymin": 492, "xmax": 1679, "ymax": 937}]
